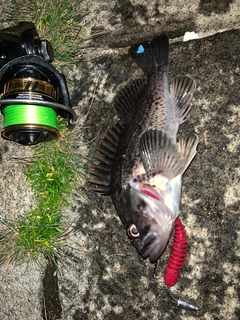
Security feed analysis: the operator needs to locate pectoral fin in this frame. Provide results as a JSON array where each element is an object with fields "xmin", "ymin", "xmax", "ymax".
[{"xmin": 139, "ymin": 129, "xmax": 198, "ymax": 180}]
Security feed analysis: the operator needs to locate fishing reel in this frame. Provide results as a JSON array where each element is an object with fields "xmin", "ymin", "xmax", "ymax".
[{"xmin": 0, "ymin": 22, "xmax": 76, "ymax": 145}]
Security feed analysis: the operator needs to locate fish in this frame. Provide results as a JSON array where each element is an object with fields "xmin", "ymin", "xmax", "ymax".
[{"xmin": 90, "ymin": 35, "xmax": 198, "ymax": 263}]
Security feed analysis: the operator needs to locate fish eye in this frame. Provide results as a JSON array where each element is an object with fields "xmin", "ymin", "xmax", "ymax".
[{"xmin": 127, "ymin": 224, "xmax": 140, "ymax": 238}]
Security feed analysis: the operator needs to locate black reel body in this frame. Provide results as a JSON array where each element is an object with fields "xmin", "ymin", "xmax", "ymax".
[{"xmin": 0, "ymin": 22, "xmax": 76, "ymax": 145}]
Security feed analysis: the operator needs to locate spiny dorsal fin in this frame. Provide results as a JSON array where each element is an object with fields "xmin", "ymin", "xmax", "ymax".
[
  {"xmin": 139, "ymin": 128, "xmax": 198, "ymax": 180},
  {"xmin": 89, "ymin": 121, "xmax": 123, "ymax": 194},
  {"xmin": 170, "ymin": 76, "xmax": 196, "ymax": 124},
  {"xmin": 115, "ymin": 78, "xmax": 147, "ymax": 121}
]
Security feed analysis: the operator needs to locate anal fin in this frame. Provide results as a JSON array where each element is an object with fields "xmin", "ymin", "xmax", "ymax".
[{"xmin": 170, "ymin": 76, "xmax": 196, "ymax": 124}]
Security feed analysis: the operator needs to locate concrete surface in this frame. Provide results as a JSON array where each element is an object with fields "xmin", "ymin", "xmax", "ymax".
[{"xmin": 0, "ymin": 0, "xmax": 239, "ymax": 319}]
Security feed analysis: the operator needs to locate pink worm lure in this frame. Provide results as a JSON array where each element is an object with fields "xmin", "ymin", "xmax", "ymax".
[{"xmin": 164, "ymin": 217, "xmax": 187, "ymax": 287}]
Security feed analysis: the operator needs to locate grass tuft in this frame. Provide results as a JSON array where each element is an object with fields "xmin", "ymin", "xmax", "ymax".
[
  {"xmin": 0, "ymin": 0, "xmax": 94, "ymax": 268},
  {"xmin": 8, "ymin": 0, "xmax": 91, "ymax": 73},
  {"xmin": 0, "ymin": 119, "xmax": 86, "ymax": 267}
]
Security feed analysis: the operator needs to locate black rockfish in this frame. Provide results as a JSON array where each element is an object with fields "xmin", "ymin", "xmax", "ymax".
[{"xmin": 90, "ymin": 35, "xmax": 198, "ymax": 263}]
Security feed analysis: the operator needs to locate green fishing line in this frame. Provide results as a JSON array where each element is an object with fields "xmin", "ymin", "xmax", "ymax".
[{"xmin": 3, "ymin": 105, "xmax": 58, "ymax": 129}]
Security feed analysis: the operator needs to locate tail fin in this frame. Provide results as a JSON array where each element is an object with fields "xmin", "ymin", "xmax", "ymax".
[{"xmin": 129, "ymin": 35, "xmax": 169, "ymax": 74}]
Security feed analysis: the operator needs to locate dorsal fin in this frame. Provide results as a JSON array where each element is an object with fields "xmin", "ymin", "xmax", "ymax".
[
  {"xmin": 89, "ymin": 121, "xmax": 123, "ymax": 194},
  {"xmin": 115, "ymin": 78, "xmax": 147, "ymax": 121}
]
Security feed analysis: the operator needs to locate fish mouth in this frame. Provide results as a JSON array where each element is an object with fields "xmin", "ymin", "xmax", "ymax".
[
  {"xmin": 124, "ymin": 186, "xmax": 175, "ymax": 263},
  {"xmin": 139, "ymin": 232, "xmax": 161, "ymax": 261},
  {"xmin": 137, "ymin": 186, "xmax": 174, "ymax": 262}
]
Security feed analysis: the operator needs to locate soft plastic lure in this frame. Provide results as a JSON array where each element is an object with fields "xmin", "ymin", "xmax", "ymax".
[{"xmin": 164, "ymin": 217, "xmax": 187, "ymax": 287}]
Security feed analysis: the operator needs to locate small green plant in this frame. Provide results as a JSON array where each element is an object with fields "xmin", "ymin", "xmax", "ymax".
[
  {"xmin": 0, "ymin": 120, "xmax": 86, "ymax": 266},
  {"xmin": 9, "ymin": 0, "xmax": 90, "ymax": 72},
  {"xmin": 0, "ymin": 0, "xmax": 94, "ymax": 268}
]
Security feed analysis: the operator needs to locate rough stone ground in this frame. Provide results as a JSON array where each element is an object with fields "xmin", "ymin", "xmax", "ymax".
[{"xmin": 0, "ymin": 0, "xmax": 239, "ymax": 319}]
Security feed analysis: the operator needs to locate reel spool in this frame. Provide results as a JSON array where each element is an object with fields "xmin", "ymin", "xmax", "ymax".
[{"xmin": 0, "ymin": 22, "xmax": 76, "ymax": 145}]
